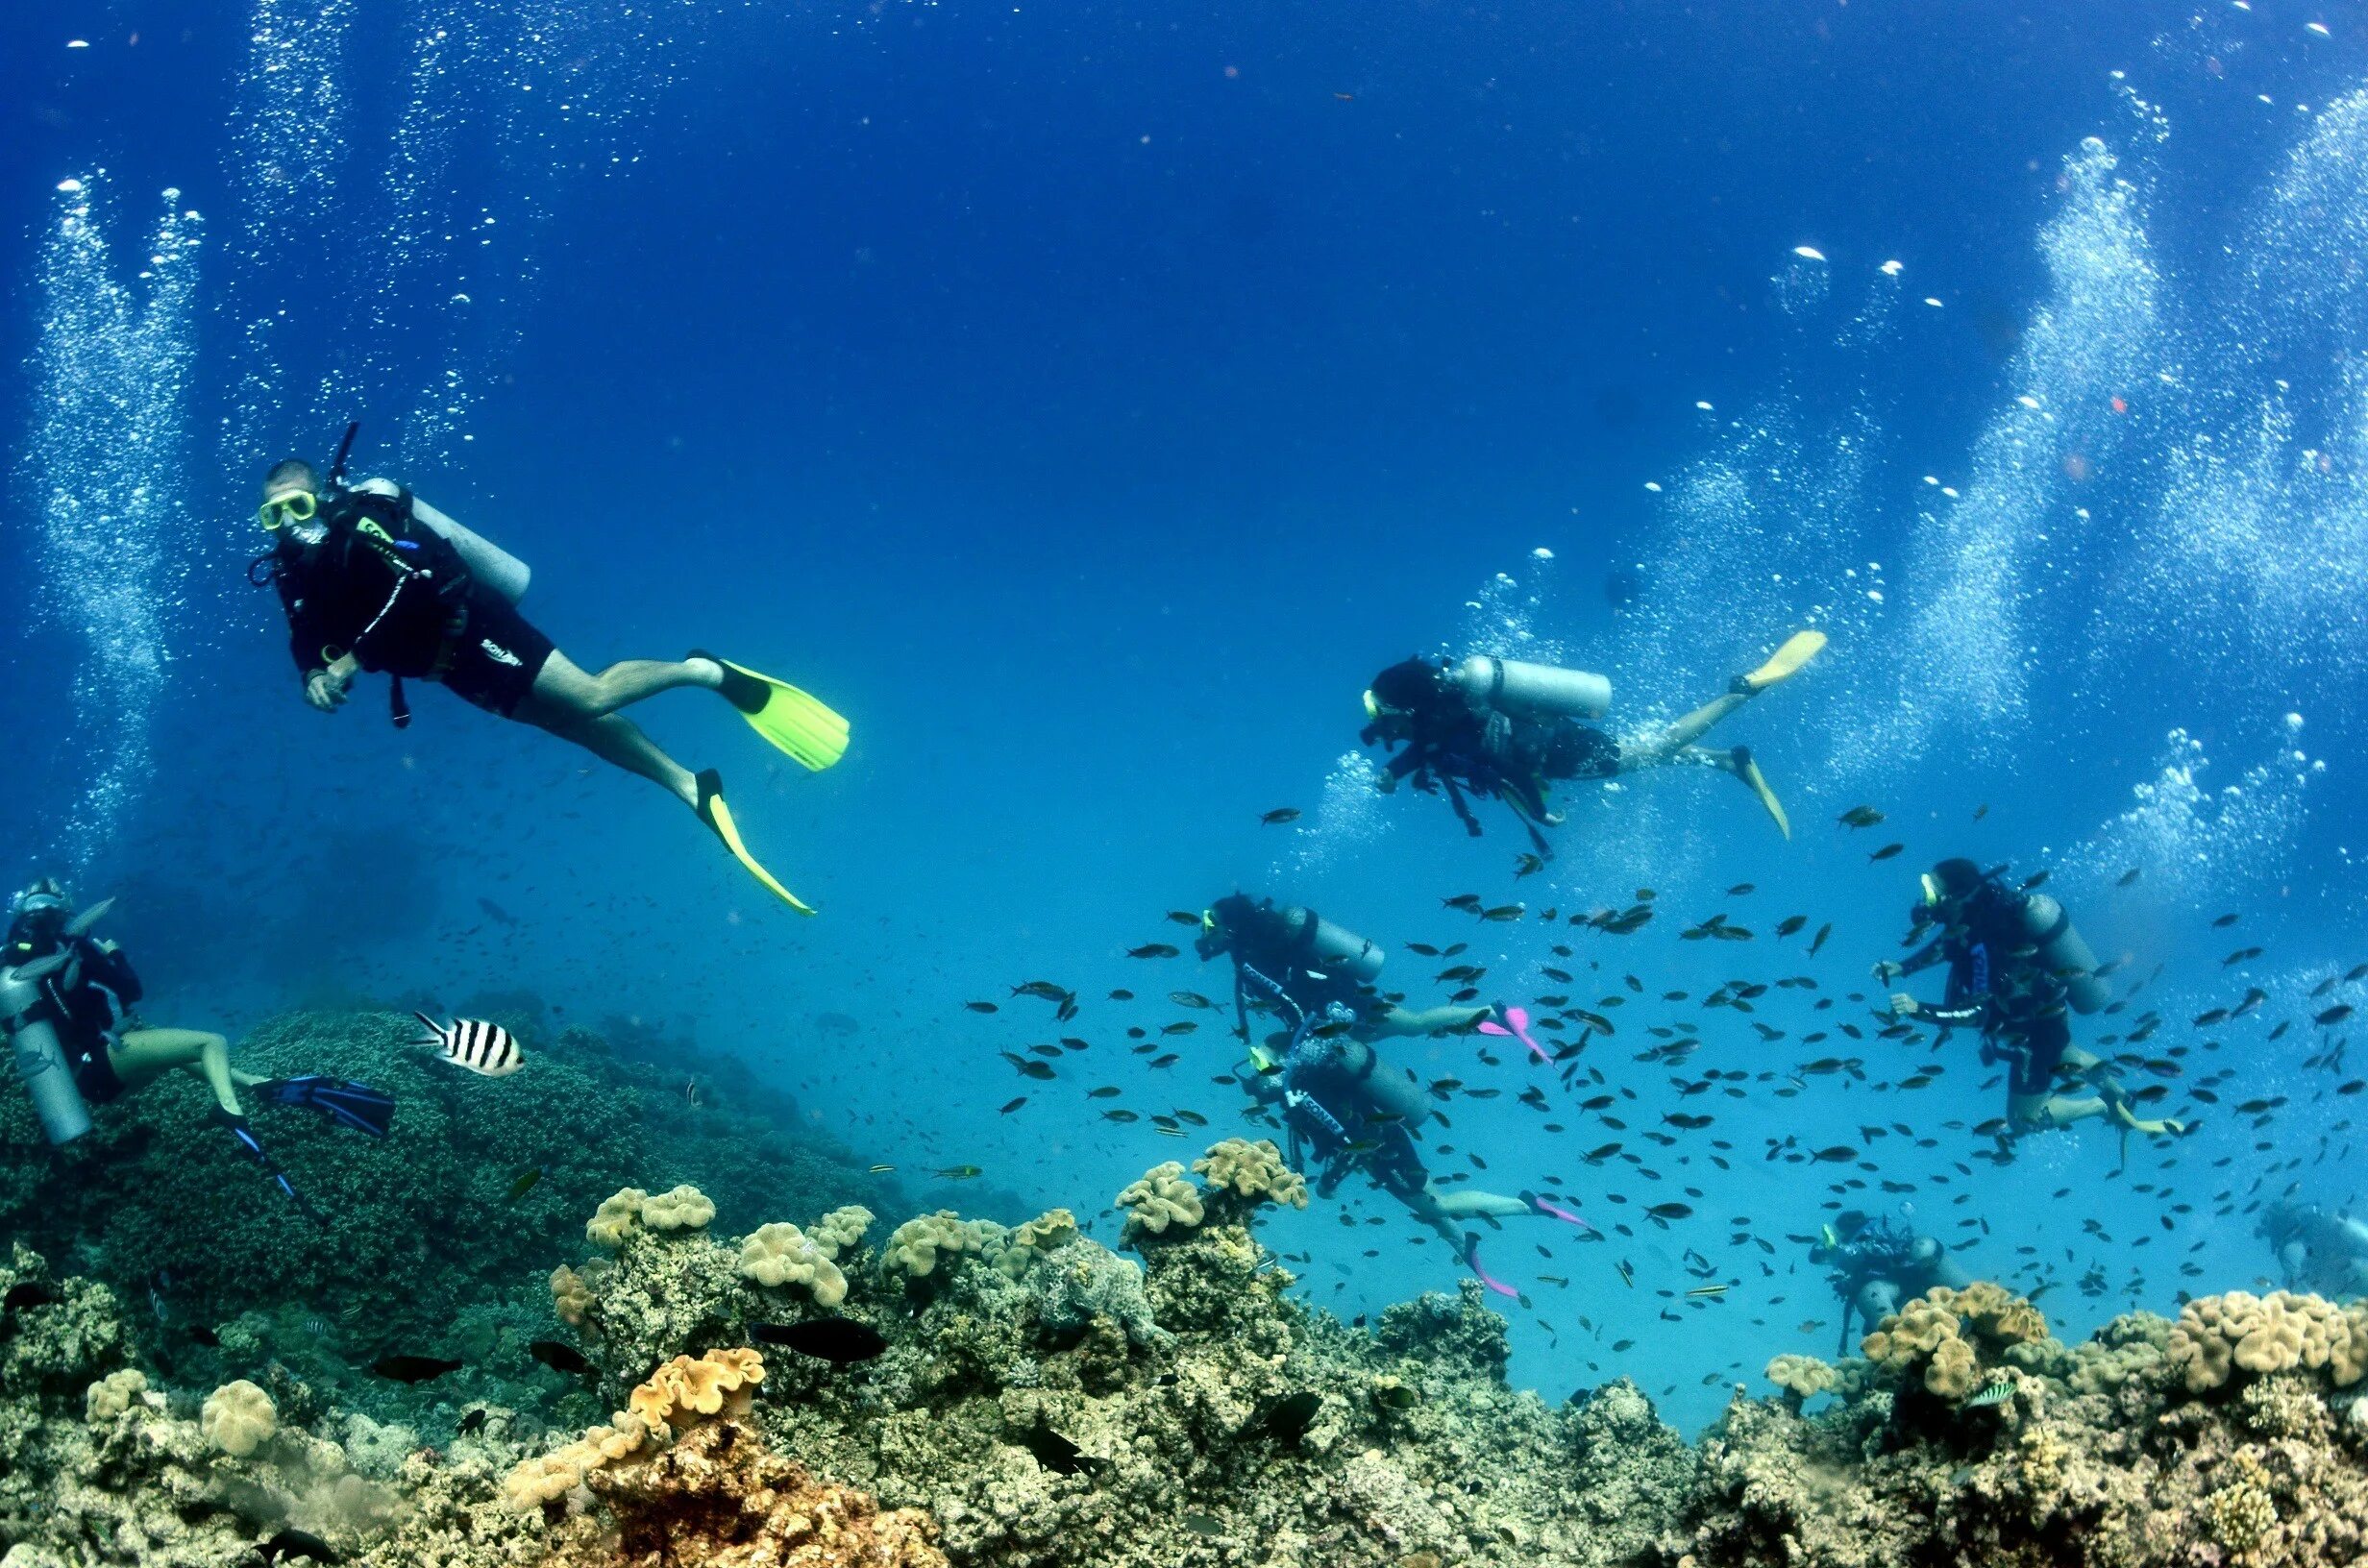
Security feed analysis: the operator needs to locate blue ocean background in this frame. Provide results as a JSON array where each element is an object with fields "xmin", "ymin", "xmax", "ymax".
[{"xmin": 3, "ymin": 0, "xmax": 2364, "ymax": 1430}]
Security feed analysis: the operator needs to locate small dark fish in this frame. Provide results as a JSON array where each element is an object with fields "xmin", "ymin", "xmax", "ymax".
[
  {"xmin": 1102, "ymin": 1110, "xmax": 1140, "ymax": 1123},
  {"xmin": 2222, "ymin": 946, "xmax": 2262, "ymax": 968},
  {"xmin": 1515, "ymin": 853, "xmax": 1544, "ymax": 879},
  {"xmin": 1838, "ymin": 806, "xmax": 1885, "ymax": 828},
  {"xmin": 2211, "ymin": 912, "xmax": 2240, "ymax": 928},
  {"xmin": 2316, "ymin": 1005, "xmax": 2354, "ymax": 1027},
  {"xmin": 3, "ymin": 1282, "xmax": 60, "ymax": 1312},
  {"xmin": 1727, "ymin": 883, "xmax": 1755, "ymax": 896},
  {"xmin": 2116, "ymin": 868, "xmax": 2141, "ymax": 888},
  {"xmin": 1108, "ymin": 989, "xmax": 1135, "ymax": 1001},
  {"xmin": 253, "ymin": 1528, "xmax": 340, "ymax": 1566},
  {"xmin": 476, "ymin": 896, "xmax": 517, "ymax": 927},
  {"xmin": 1481, "ymin": 904, "xmax": 1525, "ymax": 922},
  {"xmin": 1088, "ymin": 1086, "xmax": 1122, "ymax": 1098},
  {"xmin": 753, "ymin": 1317, "xmax": 888, "ymax": 1364},
  {"xmin": 1165, "ymin": 911, "xmax": 1202, "ymax": 926},
  {"xmin": 1260, "ymin": 1389, "xmax": 1323, "ymax": 1445},
  {"xmin": 1016, "ymin": 1424, "xmax": 1098, "ymax": 1475},
  {"xmin": 1126, "ymin": 943, "xmax": 1180, "ymax": 959},
  {"xmin": 964, "ymin": 1001, "xmax": 999, "ymax": 1014},
  {"xmin": 1170, "ymin": 991, "xmax": 1215, "ymax": 1009},
  {"xmin": 1812, "ymin": 1145, "xmax": 1859, "ymax": 1164},
  {"xmin": 1644, "ymin": 1203, "xmax": 1693, "ymax": 1222},
  {"xmin": 506, "ymin": 1167, "xmax": 544, "ymax": 1202},
  {"xmin": 1012, "ymin": 980, "xmax": 1072, "ymax": 1003},
  {"xmin": 528, "ymin": 1339, "xmax": 595, "ymax": 1377},
  {"xmin": 1809, "ymin": 923, "xmax": 1832, "ymax": 957},
  {"xmin": 372, "ymin": 1355, "xmax": 463, "ymax": 1384},
  {"xmin": 1867, "ymin": 843, "xmax": 1904, "ymax": 863},
  {"xmin": 457, "ymin": 1408, "xmax": 489, "ymax": 1436},
  {"xmin": 934, "ymin": 1164, "xmax": 984, "ymax": 1180},
  {"xmin": 999, "ymin": 1097, "xmax": 1028, "ymax": 1115},
  {"xmin": 1774, "ymin": 916, "xmax": 1805, "ymax": 939},
  {"xmin": 815, "ymin": 1011, "xmax": 862, "ymax": 1036},
  {"xmin": 1015, "ymin": 1061, "xmax": 1056, "ymax": 1081},
  {"xmin": 2020, "ymin": 870, "xmax": 2050, "ymax": 891},
  {"xmin": 1260, "ymin": 808, "xmax": 1302, "ymax": 825}
]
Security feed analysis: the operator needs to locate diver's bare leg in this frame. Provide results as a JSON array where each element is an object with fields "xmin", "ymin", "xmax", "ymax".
[
  {"xmin": 531, "ymin": 650, "xmax": 721, "ymax": 720},
  {"xmin": 1620, "ymin": 693, "xmax": 1749, "ymax": 770},
  {"xmin": 1372, "ymin": 1004, "xmax": 1492, "ymax": 1037},
  {"xmin": 110, "ymin": 1028, "xmax": 244, "ymax": 1116},
  {"xmin": 522, "ymin": 703, "xmax": 700, "ymax": 808}
]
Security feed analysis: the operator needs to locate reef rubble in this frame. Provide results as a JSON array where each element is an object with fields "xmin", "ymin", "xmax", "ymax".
[{"xmin": 5, "ymin": 1093, "xmax": 2367, "ymax": 1567}]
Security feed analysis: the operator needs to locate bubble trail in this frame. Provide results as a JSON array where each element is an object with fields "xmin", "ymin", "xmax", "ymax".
[{"xmin": 23, "ymin": 176, "xmax": 204, "ymax": 870}]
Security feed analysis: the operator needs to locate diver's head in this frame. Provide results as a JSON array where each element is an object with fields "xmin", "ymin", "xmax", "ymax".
[
  {"xmin": 1195, "ymin": 893, "xmax": 1260, "ymax": 960},
  {"xmin": 259, "ymin": 457, "xmax": 322, "ymax": 532},
  {"xmin": 1911, "ymin": 857, "xmax": 1986, "ymax": 927},
  {"xmin": 1361, "ymin": 657, "xmax": 1448, "ymax": 744},
  {"xmin": 6, "ymin": 877, "xmax": 71, "ymax": 962}
]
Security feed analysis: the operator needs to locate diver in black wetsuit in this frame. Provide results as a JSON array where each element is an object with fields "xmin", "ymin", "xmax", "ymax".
[
  {"xmin": 1882, "ymin": 858, "xmax": 2183, "ymax": 1143},
  {"xmin": 2258, "ymin": 1198, "xmax": 2368, "ymax": 1298},
  {"xmin": 0, "ymin": 879, "xmax": 392, "ymax": 1220},
  {"xmin": 1356, "ymin": 631, "xmax": 1823, "ymax": 854},
  {"xmin": 1193, "ymin": 894, "xmax": 1542, "ymax": 1251},
  {"xmin": 1809, "ymin": 1209, "xmax": 1973, "ymax": 1355}
]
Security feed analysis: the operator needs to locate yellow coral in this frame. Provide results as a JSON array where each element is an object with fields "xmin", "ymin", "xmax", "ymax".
[
  {"xmin": 1192, "ymin": 1138, "xmax": 1310, "ymax": 1210},
  {"xmin": 1926, "ymin": 1335, "xmax": 1980, "ymax": 1400},
  {"xmin": 1764, "ymin": 1354, "xmax": 1837, "ymax": 1401},
  {"xmin": 809, "ymin": 1204, "xmax": 875, "ymax": 1259},
  {"xmin": 503, "ymin": 1449, "xmax": 590, "ymax": 1509},
  {"xmin": 1117, "ymin": 1162, "xmax": 1206, "ymax": 1240},
  {"xmin": 639, "ymin": 1183, "xmax": 716, "ymax": 1233},
  {"xmin": 550, "ymin": 1263, "xmax": 594, "ymax": 1328},
  {"xmin": 2170, "ymin": 1289, "xmax": 2368, "ymax": 1394},
  {"xmin": 738, "ymin": 1222, "xmax": 849, "ymax": 1309},
  {"xmin": 586, "ymin": 1188, "xmax": 647, "ymax": 1248},
  {"xmin": 880, "ymin": 1211, "xmax": 995, "ymax": 1281},
  {"xmin": 999, "ymin": 1208, "xmax": 1079, "ymax": 1278},
  {"xmin": 84, "ymin": 1368, "xmax": 147, "ymax": 1423},
  {"xmin": 200, "ymin": 1379, "xmax": 278, "ymax": 1458},
  {"xmin": 629, "ymin": 1347, "xmax": 766, "ymax": 1439}
]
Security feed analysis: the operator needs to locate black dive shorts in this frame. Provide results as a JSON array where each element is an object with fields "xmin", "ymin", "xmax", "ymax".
[
  {"xmin": 443, "ymin": 591, "xmax": 557, "ymax": 718},
  {"xmin": 68, "ymin": 1033, "xmax": 125, "ymax": 1105},
  {"xmin": 2007, "ymin": 1013, "xmax": 2075, "ymax": 1098}
]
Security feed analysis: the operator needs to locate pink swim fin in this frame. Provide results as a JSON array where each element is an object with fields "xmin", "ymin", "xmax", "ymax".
[
  {"xmin": 1463, "ymin": 1235, "xmax": 1522, "ymax": 1300},
  {"xmin": 1477, "ymin": 1004, "xmax": 1549, "ymax": 1065}
]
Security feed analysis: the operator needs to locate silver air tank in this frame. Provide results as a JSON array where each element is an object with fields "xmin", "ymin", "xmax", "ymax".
[
  {"xmin": 357, "ymin": 481, "xmax": 532, "ymax": 606},
  {"xmin": 1283, "ymin": 908, "xmax": 1385, "ymax": 984},
  {"xmin": 2019, "ymin": 894, "xmax": 2109, "ymax": 1016},
  {"xmin": 1447, "ymin": 655, "xmax": 1612, "ymax": 721},
  {"xmin": 0, "ymin": 958, "xmax": 90, "ymax": 1146}
]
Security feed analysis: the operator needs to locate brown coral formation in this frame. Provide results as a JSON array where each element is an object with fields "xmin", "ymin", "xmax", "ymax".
[
  {"xmin": 2166, "ymin": 1289, "xmax": 2368, "ymax": 1394},
  {"xmin": 1861, "ymin": 1281, "xmax": 2051, "ymax": 1400}
]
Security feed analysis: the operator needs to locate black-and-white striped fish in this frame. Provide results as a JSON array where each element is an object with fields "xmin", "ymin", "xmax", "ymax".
[{"xmin": 413, "ymin": 1014, "xmax": 524, "ymax": 1077}]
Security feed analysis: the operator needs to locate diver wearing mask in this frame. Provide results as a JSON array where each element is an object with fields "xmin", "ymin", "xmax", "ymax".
[
  {"xmin": 251, "ymin": 423, "xmax": 847, "ymax": 914},
  {"xmin": 1357, "ymin": 630, "xmax": 1825, "ymax": 854},
  {"xmin": 2, "ymin": 879, "xmax": 394, "ymax": 1220},
  {"xmin": 1810, "ymin": 1209, "xmax": 1974, "ymax": 1356},
  {"xmin": 1881, "ymin": 858, "xmax": 2183, "ymax": 1147}
]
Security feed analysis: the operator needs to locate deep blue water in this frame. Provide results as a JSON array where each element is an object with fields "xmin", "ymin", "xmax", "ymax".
[{"xmin": 5, "ymin": 0, "xmax": 2367, "ymax": 1429}]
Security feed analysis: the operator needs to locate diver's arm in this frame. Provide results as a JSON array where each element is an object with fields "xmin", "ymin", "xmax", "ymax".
[{"xmin": 1876, "ymin": 937, "xmax": 1949, "ymax": 983}]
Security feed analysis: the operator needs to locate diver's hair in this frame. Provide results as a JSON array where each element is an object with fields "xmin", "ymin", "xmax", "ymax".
[
  {"xmin": 263, "ymin": 457, "xmax": 320, "ymax": 498},
  {"xmin": 1928, "ymin": 858, "xmax": 1986, "ymax": 900}
]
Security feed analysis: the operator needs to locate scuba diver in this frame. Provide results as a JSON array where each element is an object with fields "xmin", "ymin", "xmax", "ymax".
[
  {"xmin": 1357, "ymin": 630, "xmax": 1826, "ymax": 853},
  {"xmin": 1809, "ymin": 1209, "xmax": 1972, "ymax": 1357},
  {"xmin": 1194, "ymin": 894, "xmax": 1567, "ymax": 1265},
  {"xmin": 2257, "ymin": 1197, "xmax": 2368, "ymax": 1298},
  {"xmin": 2, "ymin": 879, "xmax": 393, "ymax": 1221},
  {"xmin": 1881, "ymin": 858, "xmax": 2183, "ymax": 1150},
  {"xmin": 251, "ymin": 424, "xmax": 849, "ymax": 913}
]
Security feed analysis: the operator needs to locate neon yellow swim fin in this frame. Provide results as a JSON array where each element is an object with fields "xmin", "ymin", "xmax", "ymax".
[
  {"xmin": 694, "ymin": 650, "xmax": 850, "ymax": 772},
  {"xmin": 696, "ymin": 769, "xmax": 816, "ymax": 915},
  {"xmin": 1731, "ymin": 746, "xmax": 1791, "ymax": 839},
  {"xmin": 1739, "ymin": 629, "xmax": 1828, "ymax": 694}
]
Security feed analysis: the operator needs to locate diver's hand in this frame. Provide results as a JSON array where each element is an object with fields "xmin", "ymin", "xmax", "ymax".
[
  {"xmin": 1373, "ymin": 771, "xmax": 1398, "ymax": 795},
  {"xmin": 1872, "ymin": 960, "xmax": 1903, "ymax": 984},
  {"xmin": 306, "ymin": 664, "xmax": 355, "ymax": 713},
  {"xmin": 1888, "ymin": 992, "xmax": 1922, "ymax": 1018}
]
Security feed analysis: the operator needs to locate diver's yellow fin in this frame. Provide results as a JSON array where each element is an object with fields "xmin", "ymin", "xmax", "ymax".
[
  {"xmin": 1741, "ymin": 629, "xmax": 1828, "ymax": 694},
  {"xmin": 699, "ymin": 652, "xmax": 851, "ymax": 772},
  {"xmin": 696, "ymin": 770, "xmax": 816, "ymax": 915},
  {"xmin": 1732, "ymin": 747, "xmax": 1791, "ymax": 840}
]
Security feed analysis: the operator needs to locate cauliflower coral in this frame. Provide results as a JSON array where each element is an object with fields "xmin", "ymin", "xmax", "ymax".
[
  {"xmin": 2167, "ymin": 1290, "xmax": 2368, "ymax": 1394},
  {"xmin": 1193, "ymin": 1138, "xmax": 1310, "ymax": 1212},
  {"xmin": 739, "ymin": 1222, "xmax": 850, "ymax": 1308},
  {"xmin": 1117, "ymin": 1162, "xmax": 1206, "ymax": 1240},
  {"xmin": 200, "ymin": 1379, "xmax": 278, "ymax": 1458}
]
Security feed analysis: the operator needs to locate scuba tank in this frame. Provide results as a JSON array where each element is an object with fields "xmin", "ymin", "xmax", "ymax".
[
  {"xmin": 404, "ymin": 492, "xmax": 530, "ymax": 607},
  {"xmin": 1276, "ymin": 907, "xmax": 1384, "ymax": 985},
  {"xmin": 1446, "ymin": 654, "xmax": 1612, "ymax": 722},
  {"xmin": 2018, "ymin": 893, "xmax": 2109, "ymax": 1015},
  {"xmin": 1, "ymin": 954, "xmax": 91, "ymax": 1146}
]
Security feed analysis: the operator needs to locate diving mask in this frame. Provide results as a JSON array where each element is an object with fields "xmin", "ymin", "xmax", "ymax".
[{"xmin": 259, "ymin": 489, "xmax": 318, "ymax": 531}]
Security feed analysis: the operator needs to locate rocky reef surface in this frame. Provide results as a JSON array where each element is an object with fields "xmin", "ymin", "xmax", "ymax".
[{"xmin": 5, "ymin": 1017, "xmax": 2367, "ymax": 1567}]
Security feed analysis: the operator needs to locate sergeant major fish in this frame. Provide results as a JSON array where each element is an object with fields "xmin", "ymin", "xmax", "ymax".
[{"xmin": 414, "ymin": 1015, "xmax": 524, "ymax": 1078}]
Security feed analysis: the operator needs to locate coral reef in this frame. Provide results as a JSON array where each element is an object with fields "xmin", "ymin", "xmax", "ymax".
[{"xmin": 11, "ymin": 1115, "xmax": 2368, "ymax": 1568}]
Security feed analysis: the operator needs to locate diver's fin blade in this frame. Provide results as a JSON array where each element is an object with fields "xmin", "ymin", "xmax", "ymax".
[
  {"xmin": 717, "ymin": 659, "xmax": 850, "ymax": 772},
  {"xmin": 699, "ymin": 775, "xmax": 818, "ymax": 916},
  {"xmin": 1742, "ymin": 630, "xmax": 1828, "ymax": 693},
  {"xmin": 1735, "ymin": 748, "xmax": 1790, "ymax": 839},
  {"xmin": 63, "ymin": 897, "xmax": 115, "ymax": 938}
]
